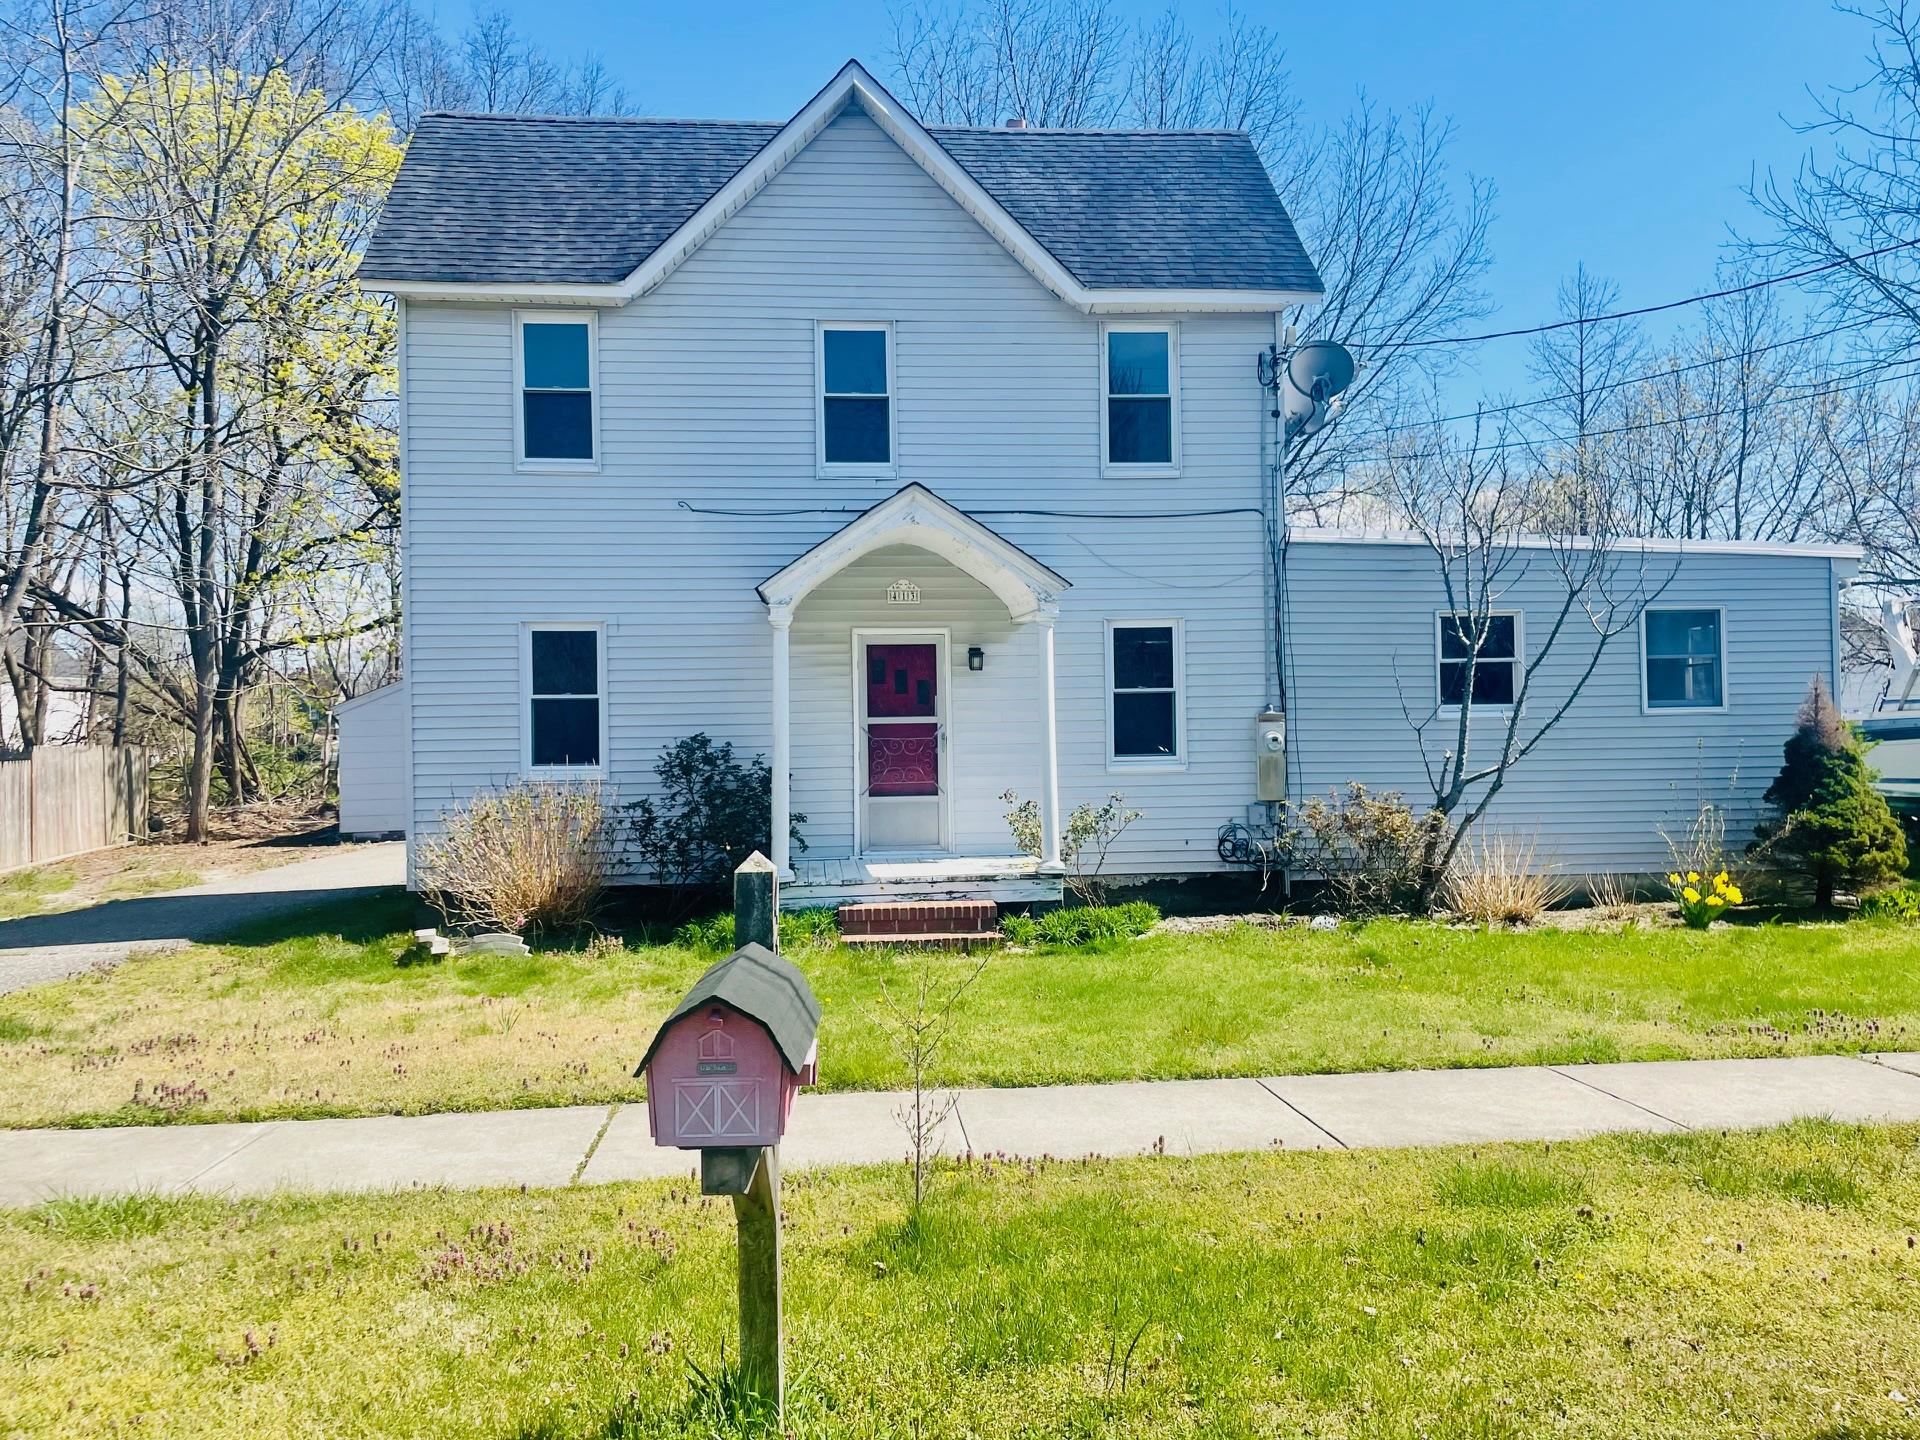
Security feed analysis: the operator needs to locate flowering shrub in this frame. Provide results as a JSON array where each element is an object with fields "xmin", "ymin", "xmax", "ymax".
[{"xmin": 1668, "ymin": 868, "xmax": 1743, "ymax": 929}]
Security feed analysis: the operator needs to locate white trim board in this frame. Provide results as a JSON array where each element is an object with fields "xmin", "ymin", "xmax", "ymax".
[{"xmin": 360, "ymin": 61, "xmax": 1323, "ymax": 317}]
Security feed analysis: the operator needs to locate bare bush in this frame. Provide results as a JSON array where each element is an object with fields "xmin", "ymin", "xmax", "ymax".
[
  {"xmin": 1442, "ymin": 833, "xmax": 1570, "ymax": 927},
  {"xmin": 1288, "ymin": 782, "xmax": 1440, "ymax": 916},
  {"xmin": 1000, "ymin": 789, "xmax": 1142, "ymax": 904},
  {"xmin": 1586, "ymin": 871, "xmax": 1635, "ymax": 917},
  {"xmin": 416, "ymin": 780, "xmax": 605, "ymax": 934}
]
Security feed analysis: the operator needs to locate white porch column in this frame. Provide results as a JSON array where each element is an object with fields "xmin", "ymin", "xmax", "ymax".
[
  {"xmin": 769, "ymin": 602, "xmax": 793, "ymax": 878},
  {"xmin": 1037, "ymin": 606, "xmax": 1062, "ymax": 869}
]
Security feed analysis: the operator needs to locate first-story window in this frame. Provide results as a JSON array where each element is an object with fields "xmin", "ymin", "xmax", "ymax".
[
  {"xmin": 1104, "ymin": 325, "xmax": 1175, "ymax": 470},
  {"xmin": 526, "ymin": 624, "xmax": 602, "ymax": 769},
  {"xmin": 1438, "ymin": 612, "xmax": 1519, "ymax": 707},
  {"xmin": 519, "ymin": 313, "xmax": 595, "ymax": 463},
  {"xmin": 1644, "ymin": 608, "xmax": 1724, "ymax": 709},
  {"xmin": 819, "ymin": 323, "xmax": 891, "ymax": 468},
  {"xmin": 1109, "ymin": 621, "xmax": 1182, "ymax": 762}
]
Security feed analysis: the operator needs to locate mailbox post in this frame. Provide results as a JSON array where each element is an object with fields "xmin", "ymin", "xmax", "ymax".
[{"xmin": 637, "ymin": 852, "xmax": 818, "ymax": 1417}]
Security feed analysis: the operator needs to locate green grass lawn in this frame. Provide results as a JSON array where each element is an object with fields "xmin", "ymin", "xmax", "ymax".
[
  {"xmin": 0, "ymin": 865, "xmax": 78, "ymax": 920},
  {"xmin": 2, "ymin": 894, "xmax": 1917, "ymax": 1128},
  {"xmin": 4, "ymin": 1122, "xmax": 1919, "ymax": 1437}
]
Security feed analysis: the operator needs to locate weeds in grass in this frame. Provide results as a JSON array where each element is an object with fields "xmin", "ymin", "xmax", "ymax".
[{"xmin": 998, "ymin": 901, "xmax": 1159, "ymax": 947}]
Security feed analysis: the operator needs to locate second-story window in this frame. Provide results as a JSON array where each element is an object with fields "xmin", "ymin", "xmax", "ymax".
[
  {"xmin": 1104, "ymin": 325, "xmax": 1176, "ymax": 470},
  {"xmin": 519, "ymin": 314, "xmax": 595, "ymax": 463},
  {"xmin": 819, "ymin": 323, "xmax": 892, "ymax": 469}
]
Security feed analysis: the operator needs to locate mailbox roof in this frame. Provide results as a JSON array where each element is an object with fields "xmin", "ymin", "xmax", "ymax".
[{"xmin": 637, "ymin": 942, "xmax": 822, "ymax": 1076}]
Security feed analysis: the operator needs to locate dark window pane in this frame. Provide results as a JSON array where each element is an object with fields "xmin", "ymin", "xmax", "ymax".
[
  {"xmin": 1648, "ymin": 656, "xmax": 1722, "ymax": 708},
  {"xmin": 824, "ymin": 329, "xmax": 887, "ymax": 395},
  {"xmin": 1113, "ymin": 627, "xmax": 1174, "ymax": 690},
  {"xmin": 824, "ymin": 396, "xmax": 889, "ymax": 464},
  {"xmin": 1114, "ymin": 691, "xmax": 1176, "ymax": 757},
  {"xmin": 523, "ymin": 322, "xmax": 590, "ymax": 390},
  {"xmin": 531, "ymin": 629, "xmax": 597, "ymax": 695},
  {"xmin": 1647, "ymin": 609, "xmax": 1719, "ymax": 658},
  {"xmin": 524, "ymin": 391, "xmax": 593, "ymax": 460},
  {"xmin": 1108, "ymin": 397, "xmax": 1172, "ymax": 465},
  {"xmin": 1440, "ymin": 613, "xmax": 1516, "ymax": 661},
  {"xmin": 1107, "ymin": 331, "xmax": 1169, "ymax": 395},
  {"xmin": 1441, "ymin": 659, "xmax": 1516, "ymax": 706},
  {"xmin": 531, "ymin": 697, "xmax": 599, "ymax": 766}
]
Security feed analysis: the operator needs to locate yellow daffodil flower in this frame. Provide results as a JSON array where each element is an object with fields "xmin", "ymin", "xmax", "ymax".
[
  {"xmin": 1714, "ymin": 871, "xmax": 1730, "ymax": 887},
  {"xmin": 1706, "ymin": 894, "xmax": 1725, "ymax": 907},
  {"xmin": 1668, "ymin": 873, "xmax": 1683, "ymax": 886},
  {"xmin": 1725, "ymin": 886, "xmax": 1743, "ymax": 905},
  {"xmin": 1687, "ymin": 872, "xmax": 1701, "ymax": 884},
  {"xmin": 1683, "ymin": 886, "xmax": 1701, "ymax": 903}
]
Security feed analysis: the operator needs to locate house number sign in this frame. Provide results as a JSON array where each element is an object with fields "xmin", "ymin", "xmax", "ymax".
[{"xmin": 887, "ymin": 580, "xmax": 921, "ymax": 605}]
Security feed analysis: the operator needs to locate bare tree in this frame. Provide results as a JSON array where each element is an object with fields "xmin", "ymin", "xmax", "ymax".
[{"xmin": 1380, "ymin": 415, "xmax": 1672, "ymax": 903}]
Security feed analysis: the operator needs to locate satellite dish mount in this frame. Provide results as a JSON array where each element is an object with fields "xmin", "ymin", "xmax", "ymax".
[{"xmin": 1259, "ymin": 339, "xmax": 1357, "ymax": 440}]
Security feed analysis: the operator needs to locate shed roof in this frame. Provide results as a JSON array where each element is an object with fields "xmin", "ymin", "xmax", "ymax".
[{"xmin": 636, "ymin": 942, "xmax": 821, "ymax": 1076}]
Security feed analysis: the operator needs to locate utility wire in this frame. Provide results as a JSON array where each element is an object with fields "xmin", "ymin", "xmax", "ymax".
[
  {"xmin": 1381, "ymin": 237, "xmax": 1920, "ymax": 352},
  {"xmin": 1336, "ymin": 315, "xmax": 1884, "ymax": 441}
]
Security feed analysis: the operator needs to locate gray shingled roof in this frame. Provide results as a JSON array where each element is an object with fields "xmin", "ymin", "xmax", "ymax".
[
  {"xmin": 359, "ymin": 111, "xmax": 1322, "ymax": 294},
  {"xmin": 636, "ymin": 942, "xmax": 822, "ymax": 1078}
]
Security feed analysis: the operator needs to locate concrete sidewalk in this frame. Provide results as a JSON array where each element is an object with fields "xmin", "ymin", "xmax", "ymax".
[
  {"xmin": 8, "ymin": 1052, "xmax": 1920, "ymax": 1208},
  {"xmin": 0, "ymin": 842, "xmax": 406, "ymax": 993}
]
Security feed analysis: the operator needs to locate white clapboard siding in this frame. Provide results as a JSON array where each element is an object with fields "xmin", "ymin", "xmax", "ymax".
[
  {"xmin": 403, "ymin": 110, "xmax": 1271, "ymax": 876},
  {"xmin": 399, "ymin": 107, "xmax": 1846, "ymax": 881},
  {"xmin": 336, "ymin": 681, "xmax": 409, "ymax": 837},
  {"xmin": 1283, "ymin": 538, "xmax": 1845, "ymax": 874}
]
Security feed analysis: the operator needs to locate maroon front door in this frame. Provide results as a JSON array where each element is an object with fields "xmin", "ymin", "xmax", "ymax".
[{"xmin": 864, "ymin": 642, "xmax": 938, "ymax": 798}]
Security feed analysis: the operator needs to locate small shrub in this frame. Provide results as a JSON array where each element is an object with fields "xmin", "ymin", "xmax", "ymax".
[
  {"xmin": 416, "ymin": 780, "xmax": 605, "ymax": 934},
  {"xmin": 674, "ymin": 906, "xmax": 840, "ymax": 953},
  {"xmin": 1287, "ymin": 782, "xmax": 1440, "ymax": 916},
  {"xmin": 1857, "ymin": 884, "xmax": 1920, "ymax": 923},
  {"xmin": 1000, "ymin": 901, "xmax": 1159, "ymax": 947},
  {"xmin": 1000, "ymin": 790, "xmax": 1142, "ymax": 904},
  {"xmin": 1586, "ymin": 871, "xmax": 1634, "ymax": 916},
  {"xmin": 1752, "ymin": 678, "xmax": 1909, "ymax": 906},
  {"xmin": 620, "ymin": 734, "xmax": 806, "ymax": 918},
  {"xmin": 1442, "ymin": 833, "xmax": 1569, "ymax": 926}
]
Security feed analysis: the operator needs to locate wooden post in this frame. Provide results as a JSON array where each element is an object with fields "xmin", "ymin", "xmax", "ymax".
[
  {"xmin": 734, "ymin": 850, "xmax": 779, "ymax": 953},
  {"xmin": 718, "ymin": 852, "xmax": 783, "ymax": 1417}
]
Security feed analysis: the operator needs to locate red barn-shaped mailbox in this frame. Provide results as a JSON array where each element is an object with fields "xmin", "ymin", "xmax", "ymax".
[{"xmin": 639, "ymin": 942, "xmax": 820, "ymax": 1151}]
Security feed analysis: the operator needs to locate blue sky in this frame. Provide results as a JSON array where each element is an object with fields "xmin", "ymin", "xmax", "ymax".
[{"xmin": 456, "ymin": 0, "xmax": 1869, "ymax": 400}]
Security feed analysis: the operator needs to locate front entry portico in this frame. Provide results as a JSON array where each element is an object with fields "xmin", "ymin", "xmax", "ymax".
[{"xmin": 757, "ymin": 485, "xmax": 1069, "ymax": 905}]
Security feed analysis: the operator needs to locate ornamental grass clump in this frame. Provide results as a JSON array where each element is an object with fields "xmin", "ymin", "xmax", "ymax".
[{"xmin": 1442, "ymin": 833, "xmax": 1569, "ymax": 927}]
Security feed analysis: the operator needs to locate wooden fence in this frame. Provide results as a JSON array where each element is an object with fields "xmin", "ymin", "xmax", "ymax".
[{"xmin": 0, "ymin": 746, "xmax": 149, "ymax": 872}]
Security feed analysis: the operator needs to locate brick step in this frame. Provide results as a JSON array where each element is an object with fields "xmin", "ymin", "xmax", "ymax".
[{"xmin": 838, "ymin": 899, "xmax": 999, "ymax": 938}]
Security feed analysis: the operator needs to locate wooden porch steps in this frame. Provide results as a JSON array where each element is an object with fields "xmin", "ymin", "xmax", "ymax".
[{"xmin": 838, "ymin": 899, "xmax": 1000, "ymax": 947}]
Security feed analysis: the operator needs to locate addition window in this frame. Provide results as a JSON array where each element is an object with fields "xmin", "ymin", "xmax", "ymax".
[
  {"xmin": 819, "ymin": 323, "xmax": 892, "ymax": 469},
  {"xmin": 1438, "ymin": 613, "xmax": 1519, "ymax": 708},
  {"xmin": 524, "ymin": 625, "xmax": 604, "ymax": 770},
  {"xmin": 1644, "ymin": 608, "xmax": 1725, "ymax": 710},
  {"xmin": 1109, "ymin": 621, "xmax": 1183, "ymax": 763},
  {"xmin": 1104, "ymin": 325, "xmax": 1176, "ymax": 470},
  {"xmin": 517, "ymin": 313, "xmax": 596, "ymax": 464}
]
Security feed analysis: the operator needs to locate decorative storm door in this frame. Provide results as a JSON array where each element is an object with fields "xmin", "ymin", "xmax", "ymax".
[{"xmin": 861, "ymin": 641, "xmax": 943, "ymax": 851}]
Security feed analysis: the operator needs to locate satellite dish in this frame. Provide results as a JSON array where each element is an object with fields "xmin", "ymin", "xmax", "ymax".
[
  {"xmin": 1281, "ymin": 339, "xmax": 1357, "ymax": 438},
  {"xmin": 1287, "ymin": 340, "xmax": 1356, "ymax": 403}
]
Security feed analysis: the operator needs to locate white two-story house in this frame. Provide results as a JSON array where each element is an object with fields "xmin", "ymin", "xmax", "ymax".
[{"xmin": 359, "ymin": 59, "xmax": 1857, "ymax": 907}]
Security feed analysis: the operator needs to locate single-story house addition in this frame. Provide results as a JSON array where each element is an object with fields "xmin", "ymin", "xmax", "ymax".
[{"xmin": 356, "ymin": 58, "xmax": 1855, "ymax": 907}]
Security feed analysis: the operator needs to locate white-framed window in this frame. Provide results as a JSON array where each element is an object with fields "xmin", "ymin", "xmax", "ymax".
[
  {"xmin": 522, "ymin": 622, "xmax": 606, "ymax": 772},
  {"xmin": 515, "ymin": 311, "xmax": 598, "ymax": 467},
  {"xmin": 1106, "ymin": 619, "xmax": 1185, "ymax": 766},
  {"xmin": 1642, "ymin": 607, "xmax": 1727, "ymax": 712},
  {"xmin": 1102, "ymin": 323, "xmax": 1178, "ymax": 473},
  {"xmin": 817, "ymin": 321, "xmax": 893, "ymax": 473},
  {"xmin": 1437, "ymin": 611, "xmax": 1521, "ymax": 709}
]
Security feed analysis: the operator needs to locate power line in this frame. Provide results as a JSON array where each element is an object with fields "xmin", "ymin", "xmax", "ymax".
[
  {"xmin": 1338, "ymin": 315, "xmax": 1883, "ymax": 441},
  {"xmin": 1368, "ymin": 355, "xmax": 1920, "ymax": 461},
  {"xmin": 1381, "ymin": 237, "xmax": 1920, "ymax": 352}
]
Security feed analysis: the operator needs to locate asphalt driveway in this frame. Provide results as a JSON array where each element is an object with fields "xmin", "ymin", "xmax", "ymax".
[{"xmin": 0, "ymin": 842, "xmax": 406, "ymax": 994}]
